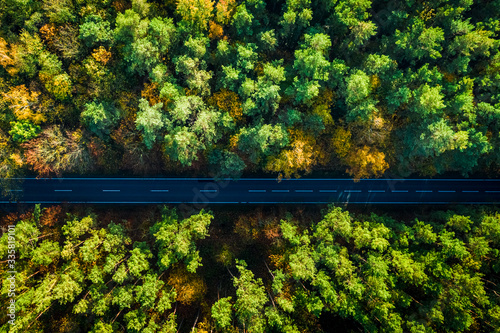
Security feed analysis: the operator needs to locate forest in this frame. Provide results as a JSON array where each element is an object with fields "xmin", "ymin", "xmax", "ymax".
[
  {"xmin": 0, "ymin": 0, "xmax": 499, "ymax": 180},
  {"xmin": 0, "ymin": 204, "xmax": 500, "ymax": 332}
]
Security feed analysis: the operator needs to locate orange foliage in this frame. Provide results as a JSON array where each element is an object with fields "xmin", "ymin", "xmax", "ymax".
[
  {"xmin": 40, "ymin": 24, "xmax": 57, "ymax": 46},
  {"xmin": 40, "ymin": 205, "xmax": 63, "ymax": 227},
  {"xmin": 233, "ymin": 209, "xmax": 279, "ymax": 242},
  {"xmin": 208, "ymin": 89, "xmax": 243, "ymax": 122},
  {"xmin": 229, "ymin": 134, "xmax": 239, "ymax": 150},
  {"xmin": 141, "ymin": 82, "xmax": 160, "ymax": 105},
  {"xmin": 345, "ymin": 145, "xmax": 389, "ymax": 180},
  {"xmin": 91, "ymin": 46, "xmax": 112, "ymax": 65},
  {"xmin": 208, "ymin": 20, "xmax": 224, "ymax": 39},
  {"xmin": 0, "ymin": 38, "xmax": 18, "ymax": 75},
  {"xmin": 2, "ymin": 85, "xmax": 45, "ymax": 124},
  {"xmin": 167, "ymin": 266, "xmax": 207, "ymax": 305},
  {"xmin": 112, "ymin": 0, "xmax": 130, "ymax": 12}
]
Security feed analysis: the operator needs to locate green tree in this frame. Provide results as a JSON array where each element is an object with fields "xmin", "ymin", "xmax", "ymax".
[
  {"xmin": 81, "ymin": 101, "xmax": 118, "ymax": 136},
  {"xmin": 135, "ymin": 98, "xmax": 165, "ymax": 149}
]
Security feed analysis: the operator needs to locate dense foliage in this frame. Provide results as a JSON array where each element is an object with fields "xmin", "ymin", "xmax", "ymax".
[
  {"xmin": 1, "ymin": 0, "xmax": 499, "ymax": 179},
  {"xmin": 1, "ymin": 204, "xmax": 500, "ymax": 332}
]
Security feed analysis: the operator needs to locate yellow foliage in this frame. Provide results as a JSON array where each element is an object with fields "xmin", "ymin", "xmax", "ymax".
[
  {"xmin": 2, "ymin": 85, "xmax": 45, "ymax": 124},
  {"xmin": 229, "ymin": 134, "xmax": 239, "ymax": 150},
  {"xmin": 209, "ymin": 89, "xmax": 243, "ymax": 122},
  {"xmin": 0, "ymin": 38, "xmax": 19, "ymax": 75},
  {"xmin": 208, "ymin": 20, "xmax": 224, "ymax": 39},
  {"xmin": 195, "ymin": 321, "xmax": 211, "ymax": 333},
  {"xmin": 418, "ymin": 3, "xmax": 435, "ymax": 22},
  {"xmin": 116, "ymin": 91, "xmax": 138, "ymax": 118},
  {"xmin": 265, "ymin": 129, "xmax": 317, "ymax": 179},
  {"xmin": 9, "ymin": 153, "xmax": 24, "ymax": 167},
  {"xmin": 370, "ymin": 74, "xmax": 381, "ymax": 89},
  {"xmin": 345, "ymin": 145, "xmax": 389, "ymax": 180},
  {"xmin": 167, "ymin": 266, "xmax": 207, "ymax": 305},
  {"xmin": 312, "ymin": 88, "xmax": 335, "ymax": 126},
  {"xmin": 91, "ymin": 46, "xmax": 112, "ymax": 65},
  {"xmin": 215, "ymin": 0, "xmax": 236, "ymax": 25},
  {"xmin": 48, "ymin": 74, "xmax": 72, "ymax": 100},
  {"xmin": 331, "ymin": 127, "xmax": 352, "ymax": 158},
  {"xmin": 141, "ymin": 82, "xmax": 160, "ymax": 105},
  {"xmin": 176, "ymin": 0, "xmax": 214, "ymax": 30}
]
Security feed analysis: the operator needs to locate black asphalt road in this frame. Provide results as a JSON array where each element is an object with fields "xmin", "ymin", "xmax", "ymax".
[{"xmin": 1, "ymin": 178, "xmax": 500, "ymax": 204}]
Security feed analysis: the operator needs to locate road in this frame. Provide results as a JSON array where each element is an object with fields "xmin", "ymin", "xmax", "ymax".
[{"xmin": 1, "ymin": 178, "xmax": 500, "ymax": 204}]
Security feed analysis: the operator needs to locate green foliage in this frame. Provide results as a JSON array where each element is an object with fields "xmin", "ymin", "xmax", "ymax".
[
  {"xmin": 79, "ymin": 15, "xmax": 113, "ymax": 47},
  {"xmin": 135, "ymin": 98, "xmax": 164, "ymax": 149},
  {"xmin": 151, "ymin": 207, "xmax": 212, "ymax": 272},
  {"xmin": 81, "ymin": 101, "xmax": 118, "ymax": 136},
  {"xmin": 1, "ymin": 0, "xmax": 500, "ymax": 181},
  {"xmin": 9, "ymin": 120, "xmax": 40, "ymax": 143}
]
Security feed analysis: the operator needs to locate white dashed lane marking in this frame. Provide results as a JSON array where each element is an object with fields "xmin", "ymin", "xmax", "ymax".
[
  {"xmin": 295, "ymin": 190, "xmax": 313, "ymax": 193},
  {"xmin": 272, "ymin": 190, "xmax": 289, "ymax": 193},
  {"xmin": 368, "ymin": 190, "xmax": 385, "ymax": 193},
  {"xmin": 54, "ymin": 190, "xmax": 72, "ymax": 192},
  {"xmin": 103, "ymin": 190, "xmax": 120, "ymax": 192},
  {"xmin": 150, "ymin": 190, "xmax": 169, "ymax": 192},
  {"xmin": 248, "ymin": 190, "xmax": 266, "ymax": 193},
  {"xmin": 200, "ymin": 189, "xmax": 218, "ymax": 193},
  {"xmin": 319, "ymin": 190, "xmax": 337, "ymax": 193},
  {"xmin": 416, "ymin": 190, "xmax": 432, "ymax": 193}
]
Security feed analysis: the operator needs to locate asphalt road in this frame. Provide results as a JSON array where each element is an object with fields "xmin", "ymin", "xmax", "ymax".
[{"xmin": 1, "ymin": 178, "xmax": 500, "ymax": 204}]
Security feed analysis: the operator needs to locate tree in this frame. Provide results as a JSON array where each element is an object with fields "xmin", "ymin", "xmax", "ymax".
[
  {"xmin": 23, "ymin": 126, "xmax": 93, "ymax": 176},
  {"xmin": 238, "ymin": 124, "xmax": 288, "ymax": 164},
  {"xmin": 42, "ymin": 0, "xmax": 75, "ymax": 24},
  {"xmin": 164, "ymin": 126, "xmax": 204, "ymax": 166},
  {"xmin": 2, "ymin": 85, "xmax": 45, "ymax": 124},
  {"xmin": 135, "ymin": 98, "xmax": 164, "ymax": 149},
  {"xmin": 176, "ymin": 0, "xmax": 214, "ymax": 31},
  {"xmin": 79, "ymin": 15, "xmax": 113, "ymax": 48},
  {"xmin": 151, "ymin": 207, "xmax": 212, "ymax": 272},
  {"xmin": 9, "ymin": 120, "xmax": 40, "ymax": 143},
  {"xmin": 265, "ymin": 129, "xmax": 317, "ymax": 179},
  {"xmin": 344, "ymin": 145, "xmax": 389, "ymax": 180},
  {"xmin": 233, "ymin": 260, "xmax": 268, "ymax": 332},
  {"xmin": 212, "ymin": 297, "xmax": 233, "ymax": 329},
  {"xmin": 81, "ymin": 101, "xmax": 118, "ymax": 136},
  {"xmin": 345, "ymin": 70, "xmax": 377, "ymax": 122},
  {"xmin": 393, "ymin": 19, "xmax": 445, "ymax": 63},
  {"xmin": 209, "ymin": 149, "xmax": 246, "ymax": 179}
]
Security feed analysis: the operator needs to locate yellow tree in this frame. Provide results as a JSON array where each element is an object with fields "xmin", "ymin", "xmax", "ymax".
[
  {"xmin": 0, "ymin": 38, "xmax": 19, "ymax": 75},
  {"xmin": 2, "ymin": 85, "xmax": 45, "ymax": 124},
  {"xmin": 344, "ymin": 145, "xmax": 389, "ymax": 180},
  {"xmin": 331, "ymin": 126, "xmax": 352, "ymax": 158},
  {"xmin": 265, "ymin": 129, "xmax": 318, "ymax": 179},
  {"xmin": 215, "ymin": 0, "xmax": 236, "ymax": 25},
  {"xmin": 176, "ymin": 0, "xmax": 214, "ymax": 31},
  {"xmin": 208, "ymin": 89, "xmax": 243, "ymax": 122}
]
